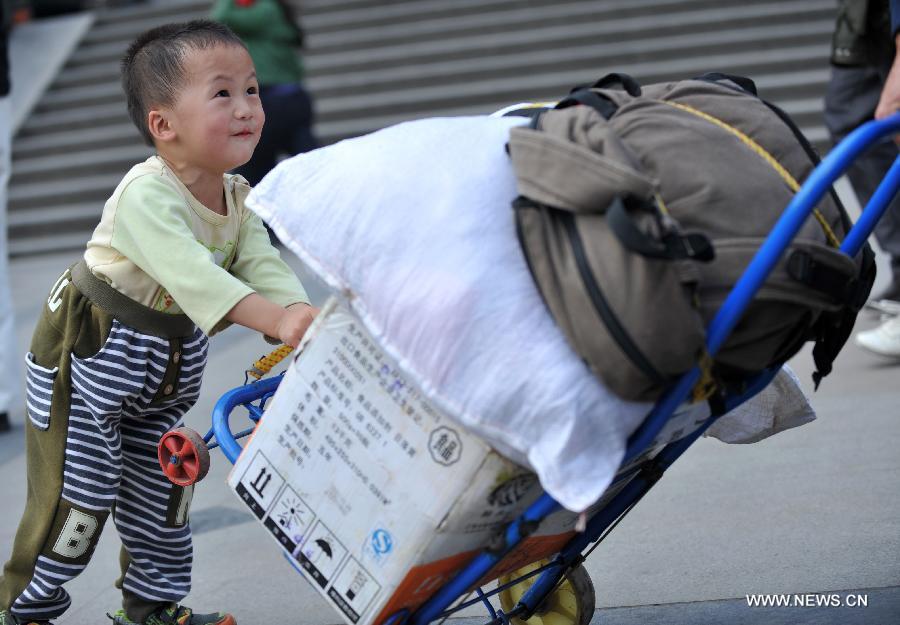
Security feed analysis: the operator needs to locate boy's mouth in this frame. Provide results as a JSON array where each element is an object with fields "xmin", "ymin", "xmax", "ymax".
[{"xmin": 233, "ymin": 129, "xmax": 254, "ymax": 138}]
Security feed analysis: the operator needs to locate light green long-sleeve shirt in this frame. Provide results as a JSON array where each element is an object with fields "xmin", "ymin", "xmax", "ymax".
[{"xmin": 84, "ymin": 156, "xmax": 308, "ymax": 335}]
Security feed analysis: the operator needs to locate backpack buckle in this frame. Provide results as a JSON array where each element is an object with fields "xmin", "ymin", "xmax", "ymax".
[
  {"xmin": 681, "ymin": 233, "xmax": 715, "ymax": 262},
  {"xmin": 662, "ymin": 231, "xmax": 714, "ymax": 262}
]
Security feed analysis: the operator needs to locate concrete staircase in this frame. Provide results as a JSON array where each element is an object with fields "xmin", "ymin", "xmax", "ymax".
[{"xmin": 8, "ymin": 0, "xmax": 838, "ymax": 256}]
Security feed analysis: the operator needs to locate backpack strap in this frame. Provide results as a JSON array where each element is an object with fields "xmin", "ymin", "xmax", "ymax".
[
  {"xmin": 694, "ymin": 72, "xmax": 758, "ymax": 96},
  {"xmin": 557, "ymin": 88, "xmax": 619, "ymax": 119},
  {"xmin": 811, "ymin": 245, "xmax": 876, "ymax": 389},
  {"xmin": 786, "ymin": 249, "xmax": 869, "ymax": 307},
  {"xmin": 591, "ymin": 72, "xmax": 643, "ymax": 96},
  {"xmin": 607, "ymin": 197, "xmax": 715, "ymax": 262},
  {"xmin": 555, "ymin": 72, "xmax": 643, "ymax": 119}
]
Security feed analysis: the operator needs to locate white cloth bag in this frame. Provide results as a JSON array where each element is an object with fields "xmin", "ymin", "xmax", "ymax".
[{"xmin": 247, "ymin": 115, "xmax": 814, "ymax": 511}]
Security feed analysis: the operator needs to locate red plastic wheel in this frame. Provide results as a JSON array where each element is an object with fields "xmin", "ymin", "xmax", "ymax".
[{"xmin": 158, "ymin": 427, "xmax": 211, "ymax": 486}]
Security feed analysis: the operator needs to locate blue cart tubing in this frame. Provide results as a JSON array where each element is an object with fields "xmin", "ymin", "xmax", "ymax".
[{"xmin": 209, "ymin": 113, "xmax": 900, "ymax": 625}]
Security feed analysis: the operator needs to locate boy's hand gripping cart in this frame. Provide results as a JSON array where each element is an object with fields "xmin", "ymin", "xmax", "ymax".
[{"xmin": 158, "ymin": 116, "xmax": 900, "ymax": 625}]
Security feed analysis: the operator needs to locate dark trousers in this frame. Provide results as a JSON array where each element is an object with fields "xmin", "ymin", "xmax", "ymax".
[
  {"xmin": 235, "ymin": 83, "xmax": 318, "ymax": 186},
  {"xmin": 824, "ymin": 64, "xmax": 900, "ymax": 262}
]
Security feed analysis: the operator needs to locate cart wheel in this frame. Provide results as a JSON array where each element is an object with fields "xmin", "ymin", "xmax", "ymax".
[
  {"xmin": 497, "ymin": 559, "xmax": 595, "ymax": 625},
  {"xmin": 158, "ymin": 427, "xmax": 211, "ymax": 486}
]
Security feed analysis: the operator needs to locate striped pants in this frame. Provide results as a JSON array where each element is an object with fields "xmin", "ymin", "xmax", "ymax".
[{"xmin": 1, "ymin": 267, "xmax": 208, "ymax": 622}]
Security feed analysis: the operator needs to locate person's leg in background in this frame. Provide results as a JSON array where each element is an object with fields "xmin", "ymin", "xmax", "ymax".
[
  {"xmin": 233, "ymin": 86, "xmax": 282, "ymax": 187},
  {"xmin": 285, "ymin": 84, "xmax": 318, "ymax": 156},
  {"xmin": 240, "ymin": 83, "xmax": 318, "ymax": 183},
  {"xmin": 825, "ymin": 63, "xmax": 900, "ymax": 302},
  {"xmin": 236, "ymin": 84, "xmax": 318, "ymax": 245},
  {"xmin": 0, "ymin": 93, "xmax": 20, "ymax": 433}
]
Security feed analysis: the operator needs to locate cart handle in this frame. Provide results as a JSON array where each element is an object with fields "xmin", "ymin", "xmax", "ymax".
[{"xmin": 212, "ymin": 375, "xmax": 282, "ymax": 464}]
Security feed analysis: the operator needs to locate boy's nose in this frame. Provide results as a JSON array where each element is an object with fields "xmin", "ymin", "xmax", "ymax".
[{"xmin": 234, "ymin": 98, "xmax": 254, "ymax": 119}]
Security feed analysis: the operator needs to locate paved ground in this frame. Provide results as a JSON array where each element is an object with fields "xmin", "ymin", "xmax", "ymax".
[{"xmin": 1, "ymin": 243, "xmax": 898, "ymax": 625}]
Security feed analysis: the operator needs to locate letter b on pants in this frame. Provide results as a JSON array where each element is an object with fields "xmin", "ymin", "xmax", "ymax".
[{"xmin": 52, "ymin": 509, "xmax": 99, "ymax": 559}]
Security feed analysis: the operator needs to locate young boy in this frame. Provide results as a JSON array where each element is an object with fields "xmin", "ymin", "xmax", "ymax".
[{"xmin": 0, "ymin": 21, "xmax": 315, "ymax": 625}]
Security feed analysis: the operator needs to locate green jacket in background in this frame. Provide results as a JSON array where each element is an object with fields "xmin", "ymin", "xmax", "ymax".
[{"xmin": 211, "ymin": 0, "xmax": 305, "ymax": 86}]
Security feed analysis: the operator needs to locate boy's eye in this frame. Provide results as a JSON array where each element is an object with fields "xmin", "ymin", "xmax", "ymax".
[
  {"xmin": 215, "ymin": 89, "xmax": 230, "ymax": 97},
  {"xmin": 247, "ymin": 86, "xmax": 258, "ymax": 95}
]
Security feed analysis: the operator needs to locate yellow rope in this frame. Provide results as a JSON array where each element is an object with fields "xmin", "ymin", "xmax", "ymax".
[
  {"xmin": 654, "ymin": 192, "xmax": 671, "ymax": 216},
  {"xmin": 658, "ymin": 100, "xmax": 841, "ymax": 248},
  {"xmin": 247, "ymin": 345, "xmax": 294, "ymax": 380},
  {"xmin": 691, "ymin": 350, "xmax": 718, "ymax": 403}
]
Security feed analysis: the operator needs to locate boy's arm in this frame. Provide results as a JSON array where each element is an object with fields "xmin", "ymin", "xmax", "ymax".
[
  {"xmin": 230, "ymin": 208, "xmax": 310, "ymax": 308},
  {"xmin": 225, "ymin": 294, "xmax": 317, "ymax": 347}
]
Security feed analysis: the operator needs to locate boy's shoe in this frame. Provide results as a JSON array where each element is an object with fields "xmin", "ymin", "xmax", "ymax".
[
  {"xmin": 855, "ymin": 314, "xmax": 900, "ymax": 358},
  {"xmin": 108, "ymin": 605, "xmax": 235, "ymax": 625},
  {"xmin": 0, "ymin": 610, "xmax": 54, "ymax": 625}
]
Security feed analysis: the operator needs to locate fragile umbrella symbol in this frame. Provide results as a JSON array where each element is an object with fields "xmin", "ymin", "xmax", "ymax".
[{"xmin": 315, "ymin": 538, "xmax": 334, "ymax": 559}]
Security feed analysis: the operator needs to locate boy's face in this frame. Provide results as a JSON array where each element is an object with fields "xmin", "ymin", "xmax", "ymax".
[{"xmin": 160, "ymin": 44, "xmax": 264, "ymax": 172}]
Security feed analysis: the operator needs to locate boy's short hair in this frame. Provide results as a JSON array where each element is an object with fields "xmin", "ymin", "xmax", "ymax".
[{"xmin": 121, "ymin": 20, "xmax": 247, "ymax": 146}]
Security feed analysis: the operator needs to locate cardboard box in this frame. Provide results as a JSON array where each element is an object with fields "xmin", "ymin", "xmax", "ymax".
[{"xmin": 228, "ymin": 297, "xmax": 705, "ymax": 625}]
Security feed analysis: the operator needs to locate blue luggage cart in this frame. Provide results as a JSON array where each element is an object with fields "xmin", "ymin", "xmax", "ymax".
[{"xmin": 165, "ymin": 114, "xmax": 900, "ymax": 625}]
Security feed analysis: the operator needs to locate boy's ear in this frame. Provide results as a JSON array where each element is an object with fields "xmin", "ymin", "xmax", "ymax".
[{"xmin": 147, "ymin": 109, "xmax": 176, "ymax": 143}]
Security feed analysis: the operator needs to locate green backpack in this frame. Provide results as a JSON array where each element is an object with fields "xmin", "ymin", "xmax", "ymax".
[{"xmin": 508, "ymin": 73, "xmax": 875, "ymax": 402}]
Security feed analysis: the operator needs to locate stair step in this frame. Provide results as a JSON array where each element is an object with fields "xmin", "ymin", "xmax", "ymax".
[
  {"xmin": 19, "ymin": 101, "xmax": 129, "ymax": 135},
  {"xmin": 9, "ymin": 230, "xmax": 93, "ymax": 257},
  {"xmin": 11, "ymin": 144, "xmax": 153, "ymax": 185},
  {"xmin": 308, "ymin": 45, "xmax": 830, "ymax": 122},
  {"xmin": 45, "ymin": 0, "xmax": 754, "ymax": 90},
  {"xmin": 306, "ymin": 2, "xmax": 832, "ymax": 72},
  {"xmin": 8, "ymin": 202, "xmax": 103, "ymax": 232},
  {"xmin": 306, "ymin": 21, "xmax": 833, "ymax": 96},
  {"xmin": 38, "ymin": 21, "xmax": 831, "ymax": 112},
  {"xmin": 8, "ymin": 173, "xmax": 123, "ymax": 210},
  {"xmin": 13, "ymin": 123, "xmax": 142, "ymax": 160},
  {"xmin": 50, "ymin": 59, "xmax": 119, "ymax": 90},
  {"xmin": 62, "ymin": 0, "xmax": 830, "ymax": 68},
  {"xmin": 8, "ymin": 0, "xmax": 839, "ymax": 255},
  {"xmin": 307, "ymin": 0, "xmax": 830, "ymax": 54},
  {"xmin": 90, "ymin": 0, "xmax": 209, "ymax": 25},
  {"xmin": 21, "ymin": 42, "xmax": 828, "ymax": 137},
  {"xmin": 82, "ymin": 2, "xmax": 213, "ymax": 45},
  {"xmin": 304, "ymin": 0, "xmax": 725, "ymax": 47}
]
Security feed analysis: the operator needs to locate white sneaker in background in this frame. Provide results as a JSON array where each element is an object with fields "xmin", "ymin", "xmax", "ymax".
[
  {"xmin": 855, "ymin": 314, "xmax": 900, "ymax": 358},
  {"xmin": 865, "ymin": 298, "xmax": 900, "ymax": 316}
]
